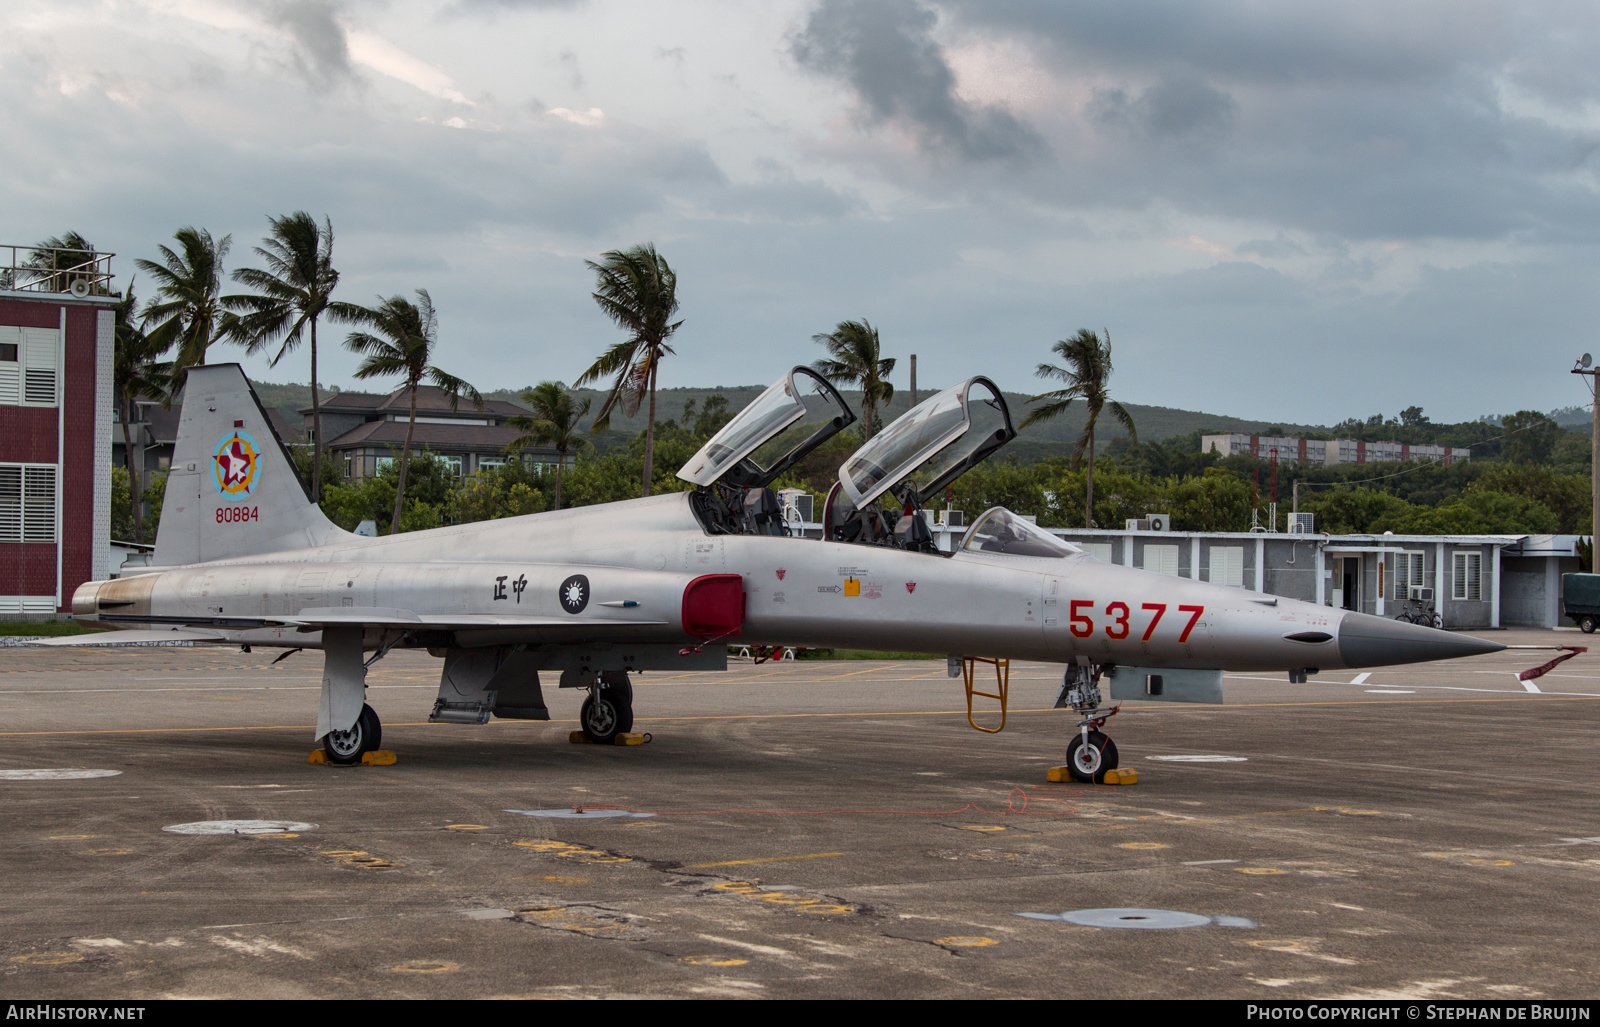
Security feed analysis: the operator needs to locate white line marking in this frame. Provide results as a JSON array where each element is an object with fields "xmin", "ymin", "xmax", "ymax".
[
  {"xmin": 1350, "ymin": 673, "xmax": 1372, "ymax": 685},
  {"xmin": 1518, "ymin": 674, "xmax": 1543, "ymax": 694},
  {"xmin": 1365, "ymin": 689, "xmax": 1415, "ymax": 694}
]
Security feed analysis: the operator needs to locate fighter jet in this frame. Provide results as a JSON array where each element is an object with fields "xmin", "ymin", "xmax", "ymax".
[{"xmin": 67, "ymin": 364, "xmax": 1503, "ymax": 780}]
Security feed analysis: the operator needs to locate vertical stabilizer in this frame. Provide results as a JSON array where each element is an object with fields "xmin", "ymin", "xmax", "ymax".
[{"xmin": 152, "ymin": 364, "xmax": 350, "ymax": 567}]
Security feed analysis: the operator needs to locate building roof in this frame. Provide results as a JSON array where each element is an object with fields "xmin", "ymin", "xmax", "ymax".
[
  {"xmin": 324, "ymin": 418, "xmax": 551, "ymax": 453},
  {"xmin": 303, "ymin": 386, "xmax": 527, "ymax": 421}
]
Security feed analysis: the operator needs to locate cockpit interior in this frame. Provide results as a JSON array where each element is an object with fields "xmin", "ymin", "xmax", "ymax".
[{"xmin": 678, "ymin": 367, "xmax": 1022, "ymax": 558}]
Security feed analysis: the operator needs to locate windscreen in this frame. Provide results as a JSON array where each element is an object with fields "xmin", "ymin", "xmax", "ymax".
[
  {"xmin": 960, "ymin": 507, "xmax": 1083, "ymax": 559},
  {"xmin": 839, "ymin": 378, "xmax": 1014, "ymax": 507},
  {"xmin": 676, "ymin": 368, "xmax": 851, "ymax": 487}
]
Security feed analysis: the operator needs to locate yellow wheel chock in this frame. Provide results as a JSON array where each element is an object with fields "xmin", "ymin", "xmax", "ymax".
[{"xmin": 962, "ymin": 656, "xmax": 1010, "ymax": 733}]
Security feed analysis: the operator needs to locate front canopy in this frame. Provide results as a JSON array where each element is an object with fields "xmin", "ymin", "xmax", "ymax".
[{"xmin": 838, "ymin": 376, "xmax": 1015, "ymax": 508}]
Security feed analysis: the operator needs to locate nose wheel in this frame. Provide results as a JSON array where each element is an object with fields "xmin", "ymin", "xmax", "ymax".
[
  {"xmin": 1056, "ymin": 665, "xmax": 1121, "ymax": 783},
  {"xmin": 1066, "ymin": 730, "xmax": 1119, "ymax": 783},
  {"xmin": 579, "ymin": 673, "xmax": 635, "ymax": 744},
  {"xmin": 322, "ymin": 704, "xmax": 382, "ymax": 765}
]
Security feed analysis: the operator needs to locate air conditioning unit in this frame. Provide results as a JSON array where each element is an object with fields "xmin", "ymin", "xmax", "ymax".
[
  {"xmin": 1147, "ymin": 513, "xmax": 1172, "ymax": 532},
  {"xmin": 1289, "ymin": 512, "xmax": 1315, "ymax": 535},
  {"xmin": 777, "ymin": 488, "xmax": 813, "ymax": 524},
  {"xmin": 1408, "ymin": 586, "xmax": 1434, "ymax": 602},
  {"xmin": 1125, "ymin": 518, "xmax": 1150, "ymax": 531},
  {"xmin": 940, "ymin": 509, "xmax": 964, "ymax": 528}
]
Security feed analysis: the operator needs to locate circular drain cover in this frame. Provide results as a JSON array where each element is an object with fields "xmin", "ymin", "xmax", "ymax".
[
  {"xmin": 0, "ymin": 769, "xmax": 122, "ymax": 780},
  {"xmin": 163, "ymin": 820, "xmax": 315, "ymax": 835},
  {"xmin": 503, "ymin": 808, "xmax": 655, "ymax": 819},
  {"xmin": 1063, "ymin": 908, "xmax": 1211, "ymax": 929},
  {"xmin": 1145, "ymin": 755, "xmax": 1248, "ymax": 763}
]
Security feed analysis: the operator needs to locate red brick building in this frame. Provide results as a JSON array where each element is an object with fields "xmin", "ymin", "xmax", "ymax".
[{"xmin": 0, "ymin": 245, "xmax": 117, "ymax": 615}]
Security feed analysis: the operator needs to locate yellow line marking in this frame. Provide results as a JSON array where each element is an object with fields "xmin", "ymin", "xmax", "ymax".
[{"xmin": 686, "ymin": 852, "xmax": 843, "ymax": 868}]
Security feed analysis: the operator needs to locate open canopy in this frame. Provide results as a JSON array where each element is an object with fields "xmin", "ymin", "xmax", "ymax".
[
  {"xmin": 838, "ymin": 377, "xmax": 1015, "ymax": 508},
  {"xmin": 676, "ymin": 367, "xmax": 855, "ymax": 489}
]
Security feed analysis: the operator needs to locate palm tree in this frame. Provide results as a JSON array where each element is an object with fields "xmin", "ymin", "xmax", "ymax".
[
  {"xmin": 113, "ymin": 282, "xmax": 172, "ymax": 544},
  {"xmin": 22, "ymin": 231, "xmax": 99, "ymax": 293},
  {"xmin": 506, "ymin": 382, "xmax": 592, "ymax": 510},
  {"xmin": 225, "ymin": 213, "xmax": 339, "ymax": 500},
  {"xmin": 1022, "ymin": 329, "xmax": 1136, "ymax": 529},
  {"xmin": 811, "ymin": 319, "xmax": 895, "ymax": 439},
  {"xmin": 134, "ymin": 227, "xmax": 232, "ymax": 384},
  {"xmin": 341, "ymin": 290, "xmax": 482, "ymax": 533},
  {"xmin": 575, "ymin": 244, "xmax": 682, "ymax": 498}
]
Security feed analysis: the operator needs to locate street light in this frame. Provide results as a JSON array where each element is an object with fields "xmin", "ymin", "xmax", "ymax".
[{"xmin": 1572, "ymin": 354, "xmax": 1598, "ymax": 566}]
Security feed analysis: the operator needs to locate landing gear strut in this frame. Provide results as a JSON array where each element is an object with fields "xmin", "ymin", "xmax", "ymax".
[
  {"xmin": 323, "ymin": 703, "xmax": 382, "ymax": 765},
  {"xmin": 580, "ymin": 673, "xmax": 634, "ymax": 744},
  {"xmin": 1055, "ymin": 665, "xmax": 1120, "ymax": 783}
]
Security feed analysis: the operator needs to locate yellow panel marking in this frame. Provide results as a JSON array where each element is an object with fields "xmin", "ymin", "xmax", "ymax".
[
  {"xmin": 81, "ymin": 849, "xmax": 132, "ymax": 856},
  {"xmin": 11, "ymin": 952, "xmax": 85, "ymax": 965},
  {"xmin": 687, "ymin": 852, "xmax": 842, "ymax": 869},
  {"xmin": 682, "ymin": 955, "xmax": 750, "ymax": 967},
  {"xmin": 936, "ymin": 936, "xmax": 998, "ymax": 947},
  {"xmin": 761, "ymin": 893, "xmax": 828, "ymax": 905},
  {"xmin": 960, "ymin": 825, "xmax": 1006, "ymax": 833},
  {"xmin": 446, "ymin": 824, "xmax": 489, "ymax": 831},
  {"xmin": 1469, "ymin": 858, "xmax": 1515, "ymax": 866},
  {"xmin": 49, "ymin": 834, "xmax": 95, "ymax": 840},
  {"xmin": 390, "ymin": 961, "xmax": 459, "ymax": 974},
  {"xmin": 537, "ymin": 875, "xmax": 590, "ymax": 884},
  {"xmin": 1236, "ymin": 867, "xmax": 1288, "ymax": 875},
  {"xmin": 1249, "ymin": 940, "xmax": 1307, "ymax": 951},
  {"xmin": 1118, "ymin": 842, "xmax": 1169, "ymax": 850}
]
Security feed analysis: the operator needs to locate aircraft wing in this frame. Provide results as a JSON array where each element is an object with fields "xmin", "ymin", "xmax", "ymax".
[{"xmin": 289, "ymin": 608, "xmax": 671, "ymax": 630}]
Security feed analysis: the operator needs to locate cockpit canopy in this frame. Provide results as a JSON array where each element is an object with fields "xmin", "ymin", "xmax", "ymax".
[
  {"xmin": 960, "ymin": 507, "xmax": 1083, "ymax": 559},
  {"xmin": 838, "ymin": 377, "xmax": 1016, "ymax": 509},
  {"xmin": 676, "ymin": 367, "xmax": 855, "ymax": 490}
]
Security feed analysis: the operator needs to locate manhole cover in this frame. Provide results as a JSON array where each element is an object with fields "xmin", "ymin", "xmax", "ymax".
[
  {"xmin": 0, "ymin": 769, "xmax": 122, "ymax": 780},
  {"xmin": 1018, "ymin": 907, "xmax": 1213, "ymax": 929},
  {"xmin": 163, "ymin": 820, "xmax": 315, "ymax": 835},
  {"xmin": 503, "ymin": 808, "xmax": 654, "ymax": 819}
]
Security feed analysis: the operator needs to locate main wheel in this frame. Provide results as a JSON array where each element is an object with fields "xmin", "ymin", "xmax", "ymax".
[
  {"xmin": 323, "ymin": 704, "xmax": 381, "ymax": 765},
  {"xmin": 580, "ymin": 675, "xmax": 634, "ymax": 744},
  {"xmin": 1065, "ymin": 730, "xmax": 1119, "ymax": 783},
  {"xmin": 1581, "ymin": 615, "xmax": 1596, "ymax": 634}
]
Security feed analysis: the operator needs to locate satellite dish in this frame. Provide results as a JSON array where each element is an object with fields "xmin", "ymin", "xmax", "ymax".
[
  {"xmin": 1584, "ymin": 354, "xmax": 1594, "ymax": 369},
  {"xmin": 68, "ymin": 280, "xmax": 91, "ymax": 299}
]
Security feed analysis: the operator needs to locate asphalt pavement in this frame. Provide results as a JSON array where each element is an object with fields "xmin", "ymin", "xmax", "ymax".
[{"xmin": 2, "ymin": 628, "xmax": 1598, "ymax": 999}]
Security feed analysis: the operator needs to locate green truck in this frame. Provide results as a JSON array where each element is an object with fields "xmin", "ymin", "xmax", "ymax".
[{"xmin": 1562, "ymin": 573, "xmax": 1600, "ymax": 632}]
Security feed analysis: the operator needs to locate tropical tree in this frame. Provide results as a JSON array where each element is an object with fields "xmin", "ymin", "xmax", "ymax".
[
  {"xmin": 506, "ymin": 381, "xmax": 592, "ymax": 510},
  {"xmin": 134, "ymin": 227, "xmax": 233, "ymax": 384},
  {"xmin": 21, "ymin": 231, "xmax": 99, "ymax": 293},
  {"xmin": 112, "ymin": 281, "xmax": 172, "ymax": 544},
  {"xmin": 811, "ymin": 319, "xmax": 895, "ymax": 439},
  {"xmin": 340, "ymin": 290, "xmax": 482, "ymax": 533},
  {"xmin": 225, "ymin": 212, "xmax": 340, "ymax": 500},
  {"xmin": 576, "ymin": 244, "xmax": 683, "ymax": 498},
  {"xmin": 1021, "ymin": 329, "xmax": 1137, "ymax": 529}
]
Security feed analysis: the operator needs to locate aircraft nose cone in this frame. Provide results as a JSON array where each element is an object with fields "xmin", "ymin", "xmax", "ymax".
[{"xmin": 1337, "ymin": 611, "xmax": 1505, "ymax": 668}]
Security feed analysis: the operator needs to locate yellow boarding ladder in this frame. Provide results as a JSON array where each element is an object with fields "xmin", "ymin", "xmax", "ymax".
[{"xmin": 962, "ymin": 656, "xmax": 1010, "ymax": 733}]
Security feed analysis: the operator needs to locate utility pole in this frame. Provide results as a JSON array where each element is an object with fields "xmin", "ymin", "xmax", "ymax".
[
  {"xmin": 909, "ymin": 353, "xmax": 917, "ymax": 409},
  {"xmin": 1573, "ymin": 354, "xmax": 1599, "ymax": 566}
]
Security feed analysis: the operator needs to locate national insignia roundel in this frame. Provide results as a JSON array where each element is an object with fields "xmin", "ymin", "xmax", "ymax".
[
  {"xmin": 212, "ymin": 431, "xmax": 261, "ymax": 500},
  {"xmin": 558, "ymin": 574, "xmax": 590, "ymax": 614}
]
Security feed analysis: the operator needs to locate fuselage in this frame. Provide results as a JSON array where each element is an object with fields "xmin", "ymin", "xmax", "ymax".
[{"xmin": 78, "ymin": 491, "xmax": 1495, "ymax": 673}]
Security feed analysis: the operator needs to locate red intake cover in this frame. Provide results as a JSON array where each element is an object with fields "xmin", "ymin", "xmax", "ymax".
[{"xmin": 682, "ymin": 574, "xmax": 744, "ymax": 638}]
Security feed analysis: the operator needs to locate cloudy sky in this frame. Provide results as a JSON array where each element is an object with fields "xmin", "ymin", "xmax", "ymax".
[{"xmin": 5, "ymin": 0, "xmax": 1600, "ymax": 426}]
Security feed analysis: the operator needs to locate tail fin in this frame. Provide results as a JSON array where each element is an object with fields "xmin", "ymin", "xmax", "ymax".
[{"xmin": 153, "ymin": 364, "xmax": 349, "ymax": 567}]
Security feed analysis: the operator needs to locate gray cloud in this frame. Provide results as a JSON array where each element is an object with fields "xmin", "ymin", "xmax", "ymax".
[
  {"xmin": 1088, "ymin": 77, "xmax": 1236, "ymax": 137},
  {"xmin": 270, "ymin": 0, "xmax": 353, "ymax": 89},
  {"xmin": 790, "ymin": 0, "xmax": 1045, "ymax": 162}
]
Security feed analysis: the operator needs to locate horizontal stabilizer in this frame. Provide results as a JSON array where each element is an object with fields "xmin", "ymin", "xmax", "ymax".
[{"xmin": 30, "ymin": 629, "xmax": 227, "ymax": 646}]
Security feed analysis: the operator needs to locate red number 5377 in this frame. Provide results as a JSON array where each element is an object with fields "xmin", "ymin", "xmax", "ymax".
[{"xmin": 1068, "ymin": 600, "xmax": 1204, "ymax": 643}]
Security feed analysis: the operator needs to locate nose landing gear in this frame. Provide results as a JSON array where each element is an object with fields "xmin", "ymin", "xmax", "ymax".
[{"xmin": 1056, "ymin": 665, "xmax": 1120, "ymax": 783}]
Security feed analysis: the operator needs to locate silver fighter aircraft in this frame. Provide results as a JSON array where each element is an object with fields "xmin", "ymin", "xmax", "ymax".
[{"xmin": 67, "ymin": 364, "xmax": 1503, "ymax": 780}]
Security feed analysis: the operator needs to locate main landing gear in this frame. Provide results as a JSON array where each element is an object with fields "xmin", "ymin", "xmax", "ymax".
[
  {"xmin": 580, "ymin": 673, "xmax": 635, "ymax": 744},
  {"xmin": 1056, "ymin": 665, "xmax": 1120, "ymax": 783},
  {"xmin": 323, "ymin": 703, "xmax": 382, "ymax": 765}
]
